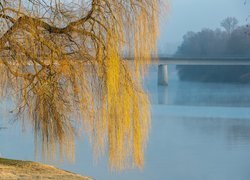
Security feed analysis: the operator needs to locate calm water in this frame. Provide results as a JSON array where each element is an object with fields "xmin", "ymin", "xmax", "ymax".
[{"xmin": 1, "ymin": 65, "xmax": 250, "ymax": 180}]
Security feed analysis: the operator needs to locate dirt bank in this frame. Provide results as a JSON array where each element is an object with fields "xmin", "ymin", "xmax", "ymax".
[{"xmin": 0, "ymin": 158, "xmax": 93, "ymax": 180}]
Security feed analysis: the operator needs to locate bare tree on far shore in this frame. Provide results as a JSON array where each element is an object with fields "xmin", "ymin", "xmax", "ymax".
[{"xmin": 221, "ymin": 17, "xmax": 239, "ymax": 35}]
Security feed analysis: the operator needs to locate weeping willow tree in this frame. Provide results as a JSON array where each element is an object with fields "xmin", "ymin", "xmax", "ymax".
[{"xmin": 0, "ymin": 0, "xmax": 166, "ymax": 169}]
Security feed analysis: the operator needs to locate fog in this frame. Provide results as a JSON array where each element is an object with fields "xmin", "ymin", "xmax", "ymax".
[
  {"xmin": 158, "ymin": 0, "xmax": 250, "ymax": 54},
  {"xmin": 2, "ymin": 1, "xmax": 250, "ymax": 179}
]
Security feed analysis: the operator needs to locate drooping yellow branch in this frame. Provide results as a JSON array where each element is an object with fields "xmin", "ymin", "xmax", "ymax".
[{"xmin": 0, "ymin": 0, "xmax": 167, "ymax": 170}]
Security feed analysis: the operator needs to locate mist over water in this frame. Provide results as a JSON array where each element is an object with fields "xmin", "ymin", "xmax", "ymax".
[
  {"xmin": 1, "ymin": 65, "xmax": 250, "ymax": 179},
  {"xmin": 148, "ymin": 65, "xmax": 250, "ymax": 107}
]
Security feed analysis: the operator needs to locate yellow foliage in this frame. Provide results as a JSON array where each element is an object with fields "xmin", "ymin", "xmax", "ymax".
[{"xmin": 0, "ymin": 0, "xmax": 167, "ymax": 170}]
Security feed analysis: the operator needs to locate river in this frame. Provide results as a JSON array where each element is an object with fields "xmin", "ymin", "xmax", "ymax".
[{"xmin": 1, "ymin": 65, "xmax": 250, "ymax": 180}]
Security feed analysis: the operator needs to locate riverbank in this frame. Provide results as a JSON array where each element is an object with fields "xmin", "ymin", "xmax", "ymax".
[{"xmin": 0, "ymin": 158, "xmax": 92, "ymax": 180}]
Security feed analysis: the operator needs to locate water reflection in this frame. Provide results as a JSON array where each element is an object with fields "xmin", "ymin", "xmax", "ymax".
[
  {"xmin": 2, "ymin": 65, "xmax": 250, "ymax": 179},
  {"xmin": 177, "ymin": 116, "xmax": 250, "ymax": 145},
  {"xmin": 151, "ymin": 65, "xmax": 250, "ymax": 107},
  {"xmin": 157, "ymin": 85, "xmax": 169, "ymax": 105},
  {"xmin": 156, "ymin": 79, "xmax": 250, "ymax": 107}
]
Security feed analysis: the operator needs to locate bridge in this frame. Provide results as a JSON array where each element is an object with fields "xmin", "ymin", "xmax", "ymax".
[{"xmin": 145, "ymin": 57, "xmax": 250, "ymax": 85}]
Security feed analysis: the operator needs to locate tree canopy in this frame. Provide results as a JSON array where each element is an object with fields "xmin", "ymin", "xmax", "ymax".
[
  {"xmin": 0, "ymin": 0, "xmax": 166, "ymax": 169},
  {"xmin": 220, "ymin": 17, "xmax": 238, "ymax": 34},
  {"xmin": 175, "ymin": 17, "xmax": 250, "ymax": 83},
  {"xmin": 176, "ymin": 17, "xmax": 250, "ymax": 57}
]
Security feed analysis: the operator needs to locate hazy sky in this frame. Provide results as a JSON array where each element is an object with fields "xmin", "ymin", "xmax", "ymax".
[{"xmin": 158, "ymin": 0, "xmax": 250, "ymax": 54}]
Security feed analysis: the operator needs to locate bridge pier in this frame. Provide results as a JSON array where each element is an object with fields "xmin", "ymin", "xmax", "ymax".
[{"xmin": 158, "ymin": 64, "xmax": 168, "ymax": 86}]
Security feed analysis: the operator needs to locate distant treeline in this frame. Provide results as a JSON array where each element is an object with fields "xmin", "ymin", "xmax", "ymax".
[{"xmin": 175, "ymin": 17, "xmax": 250, "ymax": 83}]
